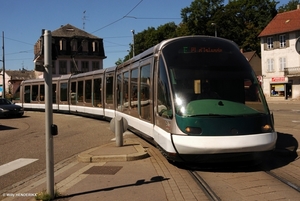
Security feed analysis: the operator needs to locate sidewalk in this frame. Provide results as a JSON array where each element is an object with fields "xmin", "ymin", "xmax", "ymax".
[
  {"xmin": 266, "ymin": 98, "xmax": 300, "ymax": 104},
  {"xmin": 2, "ymin": 132, "xmax": 204, "ymax": 201}
]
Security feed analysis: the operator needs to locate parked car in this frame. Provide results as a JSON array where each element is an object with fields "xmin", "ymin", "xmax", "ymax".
[{"xmin": 0, "ymin": 98, "xmax": 24, "ymax": 118}]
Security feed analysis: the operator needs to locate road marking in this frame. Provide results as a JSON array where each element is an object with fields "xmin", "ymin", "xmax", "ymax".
[{"xmin": 0, "ymin": 158, "xmax": 38, "ymax": 177}]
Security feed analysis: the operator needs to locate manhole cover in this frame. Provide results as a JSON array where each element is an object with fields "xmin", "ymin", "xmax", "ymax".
[{"xmin": 83, "ymin": 166, "xmax": 123, "ymax": 175}]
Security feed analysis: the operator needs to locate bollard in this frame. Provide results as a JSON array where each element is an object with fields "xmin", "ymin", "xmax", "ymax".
[{"xmin": 115, "ymin": 116, "xmax": 124, "ymax": 147}]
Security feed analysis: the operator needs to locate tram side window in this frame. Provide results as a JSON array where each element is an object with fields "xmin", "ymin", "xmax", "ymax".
[
  {"xmin": 25, "ymin": 86, "xmax": 31, "ymax": 103},
  {"xmin": 40, "ymin": 85, "xmax": 44, "ymax": 101},
  {"xmin": 93, "ymin": 78, "xmax": 102, "ymax": 107},
  {"xmin": 157, "ymin": 58, "xmax": 172, "ymax": 119},
  {"xmin": 140, "ymin": 64, "xmax": 151, "ymax": 121},
  {"xmin": 123, "ymin": 72, "xmax": 129, "ymax": 108},
  {"xmin": 78, "ymin": 81, "xmax": 83, "ymax": 103},
  {"xmin": 106, "ymin": 76, "xmax": 114, "ymax": 104},
  {"xmin": 130, "ymin": 68, "xmax": 138, "ymax": 109},
  {"xmin": 60, "ymin": 82, "xmax": 68, "ymax": 102},
  {"xmin": 71, "ymin": 81, "xmax": 76, "ymax": 105},
  {"xmin": 117, "ymin": 74, "xmax": 122, "ymax": 109},
  {"xmin": 13, "ymin": 86, "xmax": 21, "ymax": 101},
  {"xmin": 52, "ymin": 84, "xmax": 57, "ymax": 104},
  {"xmin": 85, "ymin": 79, "xmax": 92, "ymax": 103},
  {"xmin": 32, "ymin": 85, "xmax": 38, "ymax": 101}
]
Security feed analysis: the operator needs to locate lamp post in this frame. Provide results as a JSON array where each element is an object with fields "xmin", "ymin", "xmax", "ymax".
[
  {"xmin": 0, "ymin": 31, "xmax": 5, "ymax": 98},
  {"xmin": 1, "ymin": 31, "xmax": 5, "ymax": 98},
  {"xmin": 0, "ymin": 63, "xmax": 4, "ymax": 98},
  {"xmin": 211, "ymin": 23, "xmax": 217, "ymax": 37},
  {"xmin": 131, "ymin": 30, "xmax": 135, "ymax": 57}
]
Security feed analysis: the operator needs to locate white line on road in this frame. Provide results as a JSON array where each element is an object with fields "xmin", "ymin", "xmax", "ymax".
[{"xmin": 0, "ymin": 158, "xmax": 38, "ymax": 177}]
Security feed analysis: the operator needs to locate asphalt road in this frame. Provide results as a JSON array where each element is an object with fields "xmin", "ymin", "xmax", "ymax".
[
  {"xmin": 0, "ymin": 111, "xmax": 114, "ymax": 191},
  {"xmin": 0, "ymin": 101, "xmax": 299, "ymax": 193},
  {"xmin": 268, "ymin": 102, "xmax": 300, "ymax": 153}
]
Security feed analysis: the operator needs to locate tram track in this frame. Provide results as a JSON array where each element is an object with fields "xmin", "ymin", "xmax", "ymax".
[
  {"xmin": 265, "ymin": 170, "xmax": 300, "ymax": 193},
  {"xmin": 188, "ymin": 170, "xmax": 221, "ymax": 201},
  {"xmin": 183, "ymin": 153, "xmax": 300, "ymax": 200}
]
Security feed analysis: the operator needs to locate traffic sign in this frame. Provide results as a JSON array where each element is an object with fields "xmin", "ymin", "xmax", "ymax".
[{"xmin": 296, "ymin": 37, "xmax": 300, "ymax": 54}]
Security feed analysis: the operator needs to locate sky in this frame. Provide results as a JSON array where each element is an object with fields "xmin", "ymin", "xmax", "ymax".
[{"xmin": 0, "ymin": 0, "xmax": 290, "ymax": 71}]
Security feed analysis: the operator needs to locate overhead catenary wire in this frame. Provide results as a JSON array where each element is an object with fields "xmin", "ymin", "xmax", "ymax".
[{"xmin": 91, "ymin": 0, "xmax": 144, "ymax": 34}]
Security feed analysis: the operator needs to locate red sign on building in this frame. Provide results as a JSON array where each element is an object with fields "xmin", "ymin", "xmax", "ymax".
[{"xmin": 271, "ymin": 77, "xmax": 285, "ymax": 82}]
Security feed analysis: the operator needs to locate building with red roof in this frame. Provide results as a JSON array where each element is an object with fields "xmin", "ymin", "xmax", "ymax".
[{"xmin": 258, "ymin": 6, "xmax": 300, "ymax": 100}]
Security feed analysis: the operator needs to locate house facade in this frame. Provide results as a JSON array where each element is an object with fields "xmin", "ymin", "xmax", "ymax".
[
  {"xmin": 242, "ymin": 51, "xmax": 262, "ymax": 78},
  {"xmin": 0, "ymin": 70, "xmax": 40, "ymax": 99},
  {"xmin": 258, "ymin": 6, "xmax": 300, "ymax": 100},
  {"xmin": 34, "ymin": 24, "xmax": 106, "ymax": 77}
]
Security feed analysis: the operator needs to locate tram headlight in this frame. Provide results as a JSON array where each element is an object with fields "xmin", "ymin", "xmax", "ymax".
[
  {"xmin": 261, "ymin": 124, "xmax": 272, "ymax": 132},
  {"xmin": 185, "ymin": 127, "xmax": 202, "ymax": 135}
]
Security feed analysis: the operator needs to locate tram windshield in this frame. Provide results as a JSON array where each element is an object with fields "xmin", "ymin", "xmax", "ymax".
[{"xmin": 162, "ymin": 37, "xmax": 269, "ymax": 117}]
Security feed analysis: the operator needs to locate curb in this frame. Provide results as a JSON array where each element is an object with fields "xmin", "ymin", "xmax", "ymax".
[{"xmin": 77, "ymin": 141, "xmax": 150, "ymax": 163}]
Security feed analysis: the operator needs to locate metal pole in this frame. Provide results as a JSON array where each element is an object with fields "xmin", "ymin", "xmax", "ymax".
[
  {"xmin": 131, "ymin": 30, "xmax": 135, "ymax": 57},
  {"xmin": 44, "ymin": 30, "xmax": 54, "ymax": 198},
  {"xmin": 211, "ymin": 23, "xmax": 217, "ymax": 37},
  {"xmin": 2, "ymin": 31, "xmax": 5, "ymax": 99},
  {"xmin": 115, "ymin": 116, "xmax": 123, "ymax": 147}
]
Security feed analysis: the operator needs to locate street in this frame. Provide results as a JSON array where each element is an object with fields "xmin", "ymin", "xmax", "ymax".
[
  {"xmin": 0, "ymin": 111, "xmax": 115, "ymax": 192},
  {"xmin": 268, "ymin": 102, "xmax": 300, "ymax": 155},
  {"xmin": 0, "ymin": 101, "xmax": 299, "ymax": 196}
]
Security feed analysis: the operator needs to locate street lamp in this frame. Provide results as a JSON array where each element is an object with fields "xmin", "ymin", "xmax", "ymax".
[
  {"xmin": 131, "ymin": 30, "xmax": 135, "ymax": 57},
  {"xmin": 211, "ymin": 23, "xmax": 217, "ymax": 37}
]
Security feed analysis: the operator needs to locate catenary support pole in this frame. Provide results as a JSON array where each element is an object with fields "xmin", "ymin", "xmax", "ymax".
[
  {"xmin": 44, "ymin": 30, "xmax": 54, "ymax": 198},
  {"xmin": 2, "ymin": 31, "xmax": 5, "ymax": 98}
]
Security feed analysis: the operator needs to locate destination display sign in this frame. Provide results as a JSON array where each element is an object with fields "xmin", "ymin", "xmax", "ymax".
[{"xmin": 181, "ymin": 46, "xmax": 223, "ymax": 53}]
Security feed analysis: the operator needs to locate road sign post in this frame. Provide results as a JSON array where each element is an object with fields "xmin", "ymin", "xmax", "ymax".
[{"xmin": 44, "ymin": 30, "xmax": 54, "ymax": 198}]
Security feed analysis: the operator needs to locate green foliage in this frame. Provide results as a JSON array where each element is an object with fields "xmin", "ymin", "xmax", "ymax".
[
  {"xmin": 278, "ymin": 0, "xmax": 300, "ymax": 13},
  {"xmin": 115, "ymin": 58, "xmax": 123, "ymax": 65},
  {"xmin": 35, "ymin": 189, "xmax": 61, "ymax": 201},
  {"xmin": 181, "ymin": 0, "xmax": 224, "ymax": 35},
  {"xmin": 215, "ymin": 0, "xmax": 277, "ymax": 53},
  {"xmin": 120, "ymin": 0, "xmax": 291, "ymax": 63}
]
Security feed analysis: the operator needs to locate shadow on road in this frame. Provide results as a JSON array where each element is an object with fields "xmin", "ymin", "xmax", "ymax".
[
  {"xmin": 0, "ymin": 125, "xmax": 17, "ymax": 130},
  {"xmin": 54, "ymin": 176, "xmax": 169, "ymax": 200}
]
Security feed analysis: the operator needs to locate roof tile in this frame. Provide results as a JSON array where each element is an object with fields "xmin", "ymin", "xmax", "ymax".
[{"xmin": 259, "ymin": 9, "xmax": 300, "ymax": 37}]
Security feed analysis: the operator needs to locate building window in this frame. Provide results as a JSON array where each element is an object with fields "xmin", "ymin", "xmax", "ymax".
[
  {"xmin": 279, "ymin": 57, "xmax": 286, "ymax": 71},
  {"xmin": 82, "ymin": 61, "xmax": 89, "ymax": 72},
  {"xmin": 59, "ymin": 39, "xmax": 66, "ymax": 51},
  {"xmin": 92, "ymin": 61, "xmax": 100, "ymax": 71},
  {"xmin": 267, "ymin": 58, "xmax": 274, "ymax": 72},
  {"xmin": 267, "ymin": 37, "xmax": 273, "ymax": 49},
  {"xmin": 92, "ymin": 41, "xmax": 99, "ymax": 52},
  {"xmin": 71, "ymin": 39, "xmax": 77, "ymax": 51},
  {"xmin": 82, "ymin": 40, "xmax": 88, "ymax": 52},
  {"xmin": 59, "ymin": 61, "xmax": 68, "ymax": 74},
  {"xmin": 52, "ymin": 61, "xmax": 56, "ymax": 75},
  {"xmin": 70, "ymin": 60, "xmax": 78, "ymax": 73},
  {"xmin": 271, "ymin": 84, "xmax": 285, "ymax": 97},
  {"xmin": 279, "ymin": 35, "xmax": 286, "ymax": 48}
]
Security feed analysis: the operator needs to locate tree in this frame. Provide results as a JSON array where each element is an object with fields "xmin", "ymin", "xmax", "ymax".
[
  {"xmin": 118, "ymin": 0, "xmax": 279, "ymax": 64},
  {"xmin": 278, "ymin": 0, "xmax": 300, "ymax": 13},
  {"xmin": 124, "ymin": 23, "xmax": 178, "ymax": 62},
  {"xmin": 115, "ymin": 58, "xmax": 123, "ymax": 65},
  {"xmin": 208, "ymin": 0, "xmax": 277, "ymax": 54},
  {"xmin": 181, "ymin": 0, "xmax": 224, "ymax": 36}
]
